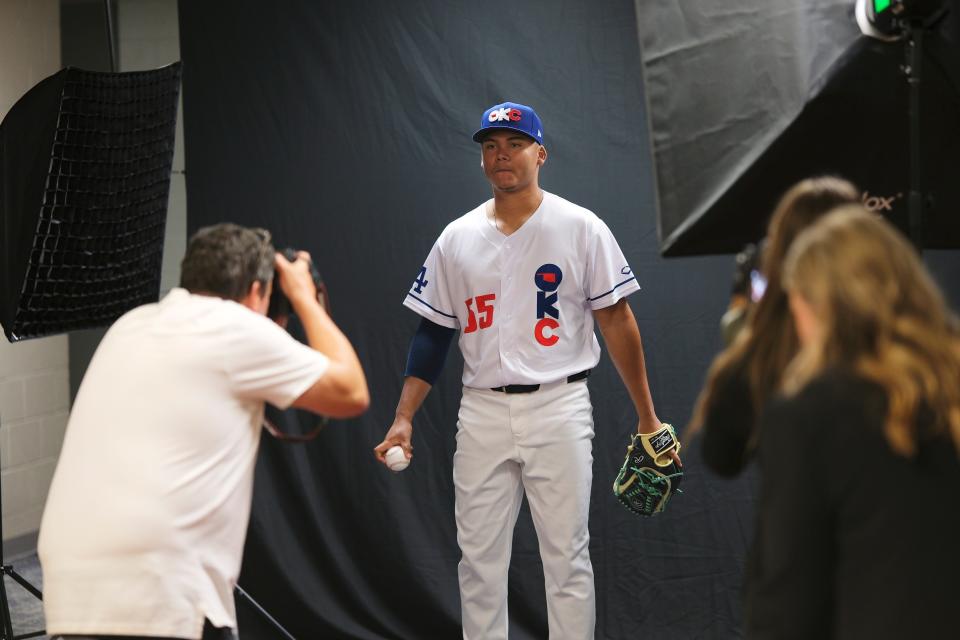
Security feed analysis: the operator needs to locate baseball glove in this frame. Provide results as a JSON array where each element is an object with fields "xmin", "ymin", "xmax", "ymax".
[{"xmin": 613, "ymin": 423, "xmax": 683, "ymax": 516}]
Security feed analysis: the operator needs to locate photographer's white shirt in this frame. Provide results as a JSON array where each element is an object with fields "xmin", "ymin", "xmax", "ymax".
[{"xmin": 38, "ymin": 288, "xmax": 328, "ymax": 639}]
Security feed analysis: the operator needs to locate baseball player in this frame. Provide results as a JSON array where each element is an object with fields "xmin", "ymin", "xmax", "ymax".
[{"xmin": 374, "ymin": 101, "xmax": 669, "ymax": 640}]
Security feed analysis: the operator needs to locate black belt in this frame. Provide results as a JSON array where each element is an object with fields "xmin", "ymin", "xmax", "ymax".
[
  {"xmin": 56, "ymin": 620, "xmax": 235, "ymax": 640},
  {"xmin": 491, "ymin": 369, "xmax": 591, "ymax": 394}
]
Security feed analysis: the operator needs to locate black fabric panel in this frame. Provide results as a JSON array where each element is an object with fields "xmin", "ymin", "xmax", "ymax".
[{"xmin": 179, "ymin": 1, "xmax": 750, "ymax": 638}]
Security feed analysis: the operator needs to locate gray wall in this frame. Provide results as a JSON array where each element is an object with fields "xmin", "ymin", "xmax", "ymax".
[
  {"xmin": 0, "ymin": 0, "xmax": 68, "ymax": 555},
  {"xmin": 0, "ymin": 0, "xmax": 185, "ymax": 554}
]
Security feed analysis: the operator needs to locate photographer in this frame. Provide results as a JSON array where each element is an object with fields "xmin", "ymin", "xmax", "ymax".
[
  {"xmin": 37, "ymin": 223, "xmax": 368, "ymax": 640},
  {"xmin": 746, "ymin": 206, "xmax": 960, "ymax": 638},
  {"xmin": 689, "ymin": 177, "xmax": 859, "ymax": 477}
]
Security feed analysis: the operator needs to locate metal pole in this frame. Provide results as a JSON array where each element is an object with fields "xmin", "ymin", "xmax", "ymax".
[
  {"xmin": 234, "ymin": 585, "xmax": 298, "ymax": 640},
  {"xmin": 906, "ymin": 23, "xmax": 924, "ymax": 249},
  {"xmin": 103, "ymin": 0, "xmax": 117, "ymax": 72},
  {"xmin": 0, "ymin": 415, "xmax": 10, "ymax": 640}
]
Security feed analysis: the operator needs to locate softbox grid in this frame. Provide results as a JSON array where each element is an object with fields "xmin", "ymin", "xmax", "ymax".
[{"xmin": 9, "ymin": 65, "xmax": 180, "ymax": 340}]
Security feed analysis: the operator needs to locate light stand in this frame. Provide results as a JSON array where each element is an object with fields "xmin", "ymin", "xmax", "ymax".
[
  {"xmin": 856, "ymin": 0, "xmax": 950, "ymax": 249},
  {"xmin": 0, "ymin": 417, "xmax": 44, "ymax": 640},
  {"xmin": 905, "ymin": 21, "xmax": 925, "ymax": 248}
]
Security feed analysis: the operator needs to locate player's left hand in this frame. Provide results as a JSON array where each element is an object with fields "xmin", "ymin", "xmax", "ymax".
[
  {"xmin": 638, "ymin": 419, "xmax": 682, "ymax": 467},
  {"xmin": 614, "ymin": 423, "xmax": 683, "ymax": 516}
]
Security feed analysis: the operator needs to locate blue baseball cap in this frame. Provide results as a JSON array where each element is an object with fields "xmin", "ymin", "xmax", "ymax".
[{"xmin": 472, "ymin": 102, "xmax": 544, "ymax": 146}]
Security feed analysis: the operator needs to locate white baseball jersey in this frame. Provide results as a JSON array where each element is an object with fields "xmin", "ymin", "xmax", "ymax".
[{"xmin": 404, "ymin": 191, "xmax": 640, "ymax": 389}]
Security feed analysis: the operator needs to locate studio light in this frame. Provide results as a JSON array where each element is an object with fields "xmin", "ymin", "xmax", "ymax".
[
  {"xmin": 0, "ymin": 65, "xmax": 181, "ymax": 341},
  {"xmin": 856, "ymin": 0, "xmax": 949, "ymax": 40}
]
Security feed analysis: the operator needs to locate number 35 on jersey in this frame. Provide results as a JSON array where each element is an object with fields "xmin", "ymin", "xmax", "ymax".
[{"xmin": 464, "ymin": 294, "xmax": 495, "ymax": 334}]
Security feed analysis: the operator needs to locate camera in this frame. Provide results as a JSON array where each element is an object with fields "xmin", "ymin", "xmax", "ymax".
[
  {"xmin": 264, "ymin": 248, "xmax": 331, "ymax": 442},
  {"xmin": 721, "ymin": 242, "xmax": 763, "ymax": 346},
  {"xmin": 267, "ymin": 248, "xmax": 327, "ymax": 320},
  {"xmin": 730, "ymin": 242, "xmax": 760, "ymax": 300}
]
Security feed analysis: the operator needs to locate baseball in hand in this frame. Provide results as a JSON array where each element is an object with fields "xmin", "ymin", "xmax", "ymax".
[{"xmin": 385, "ymin": 445, "xmax": 410, "ymax": 472}]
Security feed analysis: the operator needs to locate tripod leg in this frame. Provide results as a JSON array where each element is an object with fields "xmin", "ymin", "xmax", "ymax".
[
  {"xmin": 0, "ymin": 568, "xmax": 14, "ymax": 640},
  {"xmin": 4, "ymin": 571, "xmax": 40, "ymax": 602},
  {"xmin": 0, "ymin": 567, "xmax": 45, "ymax": 640},
  {"xmin": 234, "ymin": 585, "xmax": 296, "ymax": 640}
]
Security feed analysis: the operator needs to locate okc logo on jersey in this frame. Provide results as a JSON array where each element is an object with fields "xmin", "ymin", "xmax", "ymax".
[
  {"xmin": 534, "ymin": 264, "xmax": 562, "ymax": 347},
  {"xmin": 488, "ymin": 107, "xmax": 522, "ymax": 123}
]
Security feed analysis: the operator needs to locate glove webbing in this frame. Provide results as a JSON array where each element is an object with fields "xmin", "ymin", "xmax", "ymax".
[{"xmin": 622, "ymin": 467, "xmax": 683, "ymax": 514}]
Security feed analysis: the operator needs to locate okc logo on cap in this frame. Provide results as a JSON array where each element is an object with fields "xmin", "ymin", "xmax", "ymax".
[
  {"xmin": 489, "ymin": 107, "xmax": 523, "ymax": 123},
  {"xmin": 473, "ymin": 101, "xmax": 544, "ymax": 146}
]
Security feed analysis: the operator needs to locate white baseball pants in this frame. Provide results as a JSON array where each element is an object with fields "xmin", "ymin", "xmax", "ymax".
[{"xmin": 454, "ymin": 380, "xmax": 595, "ymax": 640}]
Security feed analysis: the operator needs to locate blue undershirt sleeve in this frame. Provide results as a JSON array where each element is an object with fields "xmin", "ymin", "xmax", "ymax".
[{"xmin": 404, "ymin": 317, "xmax": 456, "ymax": 385}]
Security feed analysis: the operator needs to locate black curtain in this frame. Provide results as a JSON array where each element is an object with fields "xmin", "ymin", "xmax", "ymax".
[{"xmin": 179, "ymin": 1, "xmax": 755, "ymax": 638}]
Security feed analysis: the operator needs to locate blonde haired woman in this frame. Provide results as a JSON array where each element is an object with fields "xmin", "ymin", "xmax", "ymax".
[
  {"xmin": 692, "ymin": 176, "xmax": 860, "ymax": 475},
  {"xmin": 745, "ymin": 206, "xmax": 960, "ymax": 639}
]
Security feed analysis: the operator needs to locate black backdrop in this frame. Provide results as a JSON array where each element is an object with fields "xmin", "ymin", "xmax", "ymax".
[{"xmin": 175, "ymin": 1, "xmax": 892, "ymax": 638}]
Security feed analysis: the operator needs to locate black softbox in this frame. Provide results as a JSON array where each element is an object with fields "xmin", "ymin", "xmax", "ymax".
[
  {"xmin": 0, "ymin": 64, "xmax": 181, "ymax": 341},
  {"xmin": 639, "ymin": 0, "xmax": 960, "ymax": 256}
]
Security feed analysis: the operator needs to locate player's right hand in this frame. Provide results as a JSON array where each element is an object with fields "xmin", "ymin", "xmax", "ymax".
[
  {"xmin": 274, "ymin": 250, "xmax": 318, "ymax": 309},
  {"xmin": 374, "ymin": 417, "xmax": 413, "ymax": 467}
]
